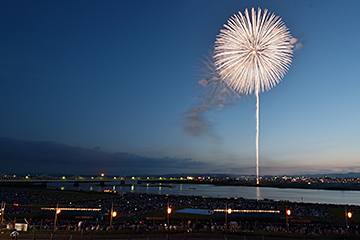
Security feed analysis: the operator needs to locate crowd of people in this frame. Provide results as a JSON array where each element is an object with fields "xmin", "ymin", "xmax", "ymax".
[{"xmin": 0, "ymin": 188, "xmax": 359, "ymax": 237}]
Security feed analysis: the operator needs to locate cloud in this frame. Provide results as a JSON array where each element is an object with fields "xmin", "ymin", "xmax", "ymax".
[
  {"xmin": 181, "ymin": 53, "xmax": 241, "ymax": 137},
  {"xmin": 0, "ymin": 137, "xmax": 205, "ymax": 176},
  {"xmin": 183, "ymin": 107, "xmax": 212, "ymax": 136},
  {"xmin": 291, "ymin": 35, "xmax": 306, "ymax": 51},
  {"xmin": 2, "ymin": 137, "xmax": 353, "ymax": 177}
]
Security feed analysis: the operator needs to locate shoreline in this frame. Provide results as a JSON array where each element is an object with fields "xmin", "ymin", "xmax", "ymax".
[
  {"xmin": 3, "ymin": 179, "xmax": 360, "ymax": 191},
  {"xmin": 142, "ymin": 179, "xmax": 360, "ymax": 191}
]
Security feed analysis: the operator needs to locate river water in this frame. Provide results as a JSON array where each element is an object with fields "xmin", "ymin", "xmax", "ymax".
[{"xmin": 47, "ymin": 181, "xmax": 360, "ymax": 206}]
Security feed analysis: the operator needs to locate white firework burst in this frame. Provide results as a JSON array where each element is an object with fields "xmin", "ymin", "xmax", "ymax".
[
  {"xmin": 213, "ymin": 8, "xmax": 295, "ymax": 184},
  {"xmin": 214, "ymin": 7, "xmax": 294, "ymax": 94}
]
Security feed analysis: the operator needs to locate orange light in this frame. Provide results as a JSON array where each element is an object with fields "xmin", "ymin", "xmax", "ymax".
[
  {"xmin": 348, "ymin": 212, "xmax": 352, "ymax": 218},
  {"xmin": 227, "ymin": 208, "xmax": 232, "ymax": 214},
  {"xmin": 101, "ymin": 173, "xmax": 105, "ymax": 177},
  {"xmin": 13, "ymin": 203, "xmax": 19, "ymax": 206},
  {"xmin": 286, "ymin": 209, "xmax": 291, "ymax": 216},
  {"xmin": 56, "ymin": 209, "xmax": 61, "ymax": 214},
  {"xmin": 167, "ymin": 207, "xmax": 172, "ymax": 214},
  {"xmin": 112, "ymin": 211, "xmax": 117, "ymax": 217}
]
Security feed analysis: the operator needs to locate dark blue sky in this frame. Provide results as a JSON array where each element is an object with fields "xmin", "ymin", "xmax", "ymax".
[{"xmin": 1, "ymin": 0, "xmax": 360, "ymax": 176}]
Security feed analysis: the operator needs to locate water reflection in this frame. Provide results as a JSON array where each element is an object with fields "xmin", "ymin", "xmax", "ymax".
[
  {"xmin": 47, "ymin": 182, "xmax": 360, "ymax": 205},
  {"xmin": 256, "ymin": 187, "xmax": 260, "ymax": 200}
]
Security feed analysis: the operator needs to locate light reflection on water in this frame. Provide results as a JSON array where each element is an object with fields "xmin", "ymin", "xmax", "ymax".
[
  {"xmin": 47, "ymin": 182, "xmax": 360, "ymax": 206},
  {"xmin": 256, "ymin": 187, "xmax": 260, "ymax": 200}
]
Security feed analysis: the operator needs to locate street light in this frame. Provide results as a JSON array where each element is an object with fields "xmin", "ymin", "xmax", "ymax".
[
  {"xmin": 110, "ymin": 203, "xmax": 117, "ymax": 230},
  {"xmin": 53, "ymin": 204, "xmax": 60, "ymax": 232},
  {"xmin": 345, "ymin": 206, "xmax": 352, "ymax": 229},
  {"xmin": 225, "ymin": 203, "xmax": 231, "ymax": 231},
  {"xmin": 286, "ymin": 209, "xmax": 291, "ymax": 216},
  {"xmin": 0, "ymin": 202, "xmax": 5, "ymax": 231},
  {"xmin": 167, "ymin": 203, "xmax": 172, "ymax": 231},
  {"xmin": 285, "ymin": 206, "xmax": 291, "ymax": 232}
]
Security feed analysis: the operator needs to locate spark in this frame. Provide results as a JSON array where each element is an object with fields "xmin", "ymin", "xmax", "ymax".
[{"xmin": 214, "ymin": 8, "xmax": 294, "ymax": 184}]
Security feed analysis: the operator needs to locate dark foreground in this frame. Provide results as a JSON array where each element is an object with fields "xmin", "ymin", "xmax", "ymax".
[
  {"xmin": 1, "ymin": 232, "xmax": 359, "ymax": 240},
  {"xmin": 1, "ymin": 187, "xmax": 360, "ymax": 239}
]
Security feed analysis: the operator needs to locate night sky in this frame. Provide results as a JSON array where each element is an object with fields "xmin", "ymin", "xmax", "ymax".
[{"xmin": 1, "ymin": 0, "xmax": 360, "ymax": 176}]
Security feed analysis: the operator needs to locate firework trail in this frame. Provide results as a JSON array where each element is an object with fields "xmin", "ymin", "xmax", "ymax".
[{"xmin": 214, "ymin": 8, "xmax": 295, "ymax": 184}]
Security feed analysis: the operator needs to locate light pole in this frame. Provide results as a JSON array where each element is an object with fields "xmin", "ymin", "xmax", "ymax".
[
  {"xmin": 110, "ymin": 203, "xmax": 117, "ymax": 230},
  {"xmin": 0, "ymin": 202, "xmax": 5, "ymax": 231},
  {"xmin": 345, "ymin": 206, "xmax": 352, "ymax": 229},
  {"xmin": 167, "ymin": 202, "xmax": 172, "ymax": 231},
  {"xmin": 53, "ymin": 204, "xmax": 61, "ymax": 233},
  {"xmin": 285, "ymin": 206, "xmax": 291, "ymax": 232},
  {"xmin": 225, "ymin": 203, "xmax": 232, "ymax": 231}
]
